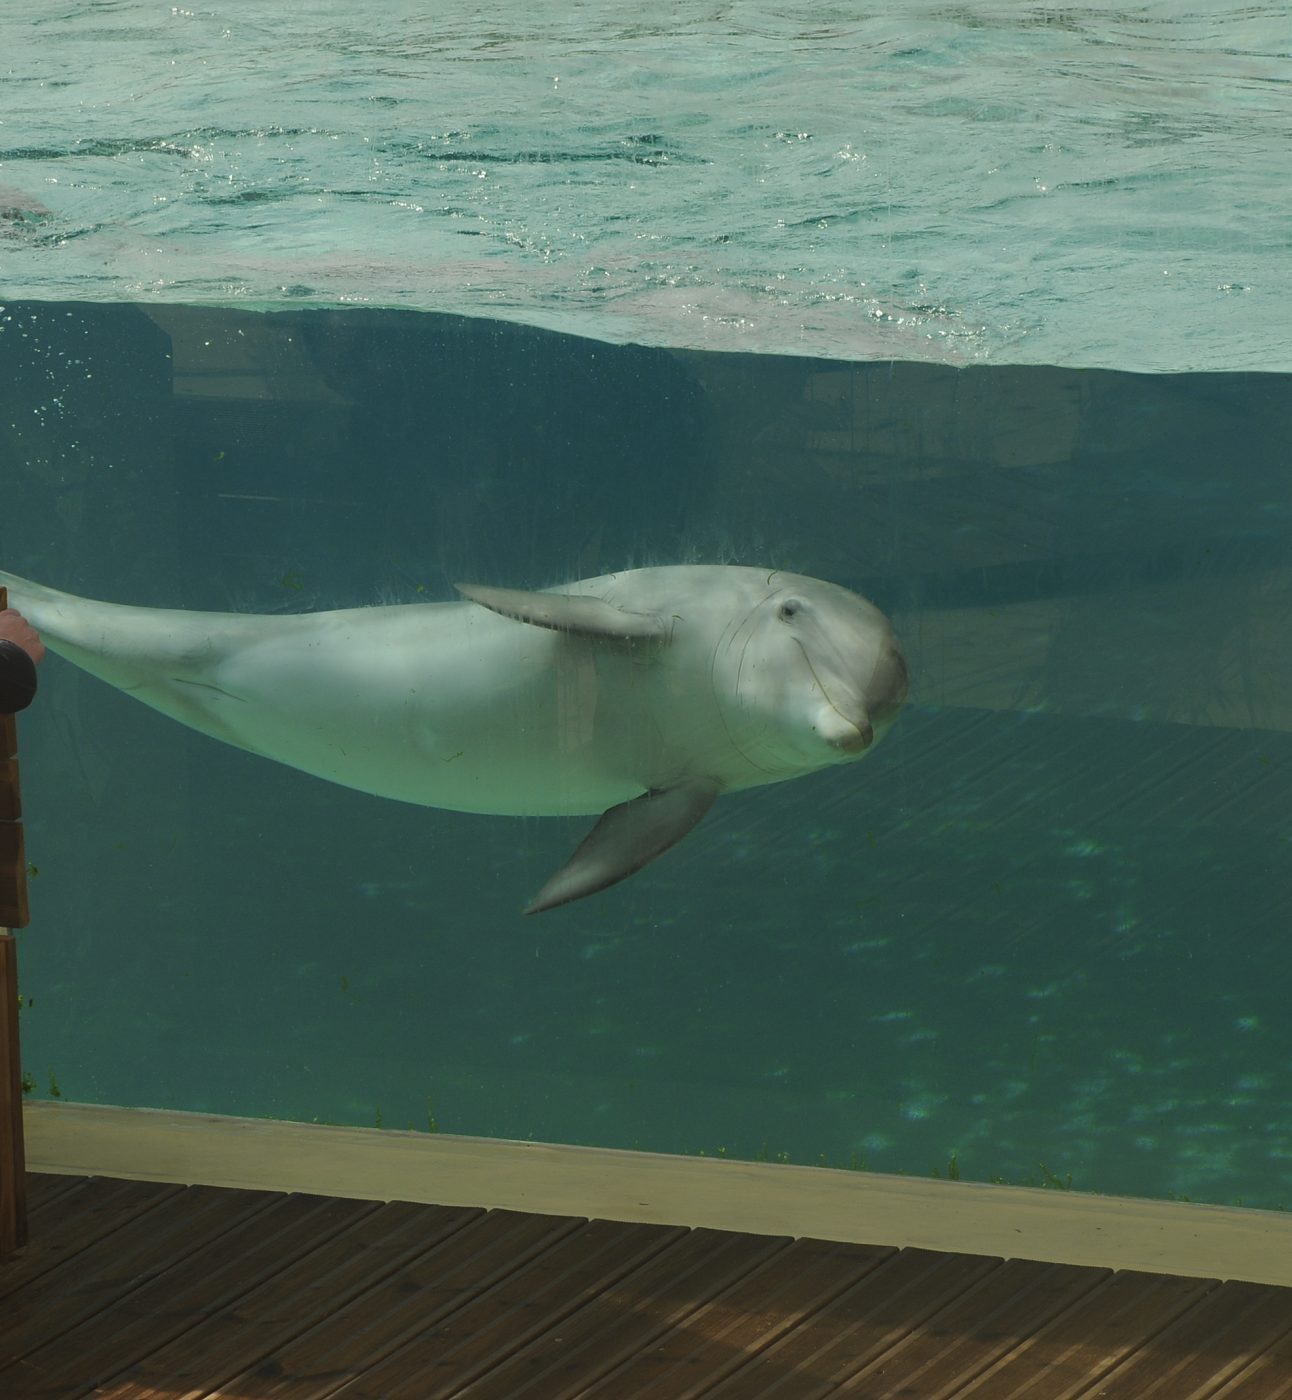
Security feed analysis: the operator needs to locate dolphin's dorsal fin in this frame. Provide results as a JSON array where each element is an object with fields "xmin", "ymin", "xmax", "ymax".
[
  {"xmin": 456, "ymin": 582, "xmax": 669, "ymax": 642},
  {"xmin": 525, "ymin": 779, "xmax": 720, "ymax": 914}
]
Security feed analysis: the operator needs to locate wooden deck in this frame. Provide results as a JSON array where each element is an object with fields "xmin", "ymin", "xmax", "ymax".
[{"xmin": 4, "ymin": 1170, "xmax": 1292, "ymax": 1400}]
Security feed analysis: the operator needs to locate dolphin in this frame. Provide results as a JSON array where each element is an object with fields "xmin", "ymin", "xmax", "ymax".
[{"xmin": 0, "ymin": 565, "xmax": 907, "ymax": 913}]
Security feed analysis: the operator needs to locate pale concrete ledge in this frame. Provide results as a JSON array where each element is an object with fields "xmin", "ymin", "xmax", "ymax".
[{"xmin": 25, "ymin": 1100, "xmax": 1292, "ymax": 1287}]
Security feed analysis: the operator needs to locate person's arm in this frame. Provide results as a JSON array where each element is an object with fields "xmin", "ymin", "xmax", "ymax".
[{"xmin": 0, "ymin": 609, "xmax": 43, "ymax": 714}]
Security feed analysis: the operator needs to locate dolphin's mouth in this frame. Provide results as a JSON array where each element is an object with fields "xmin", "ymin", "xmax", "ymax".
[
  {"xmin": 795, "ymin": 639, "xmax": 873, "ymax": 755},
  {"xmin": 801, "ymin": 635, "xmax": 907, "ymax": 757}
]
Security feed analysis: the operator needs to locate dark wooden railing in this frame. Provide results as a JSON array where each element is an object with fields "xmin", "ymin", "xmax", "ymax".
[{"xmin": 1, "ymin": 584, "xmax": 31, "ymax": 1258}]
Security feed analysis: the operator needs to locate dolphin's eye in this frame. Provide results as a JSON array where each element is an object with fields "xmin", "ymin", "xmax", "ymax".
[{"xmin": 777, "ymin": 599, "xmax": 802, "ymax": 622}]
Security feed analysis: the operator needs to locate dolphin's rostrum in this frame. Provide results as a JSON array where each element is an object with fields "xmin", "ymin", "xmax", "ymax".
[{"xmin": 0, "ymin": 565, "xmax": 907, "ymax": 913}]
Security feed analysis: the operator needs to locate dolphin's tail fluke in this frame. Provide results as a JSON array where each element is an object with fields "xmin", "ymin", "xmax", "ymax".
[
  {"xmin": 0, "ymin": 569, "xmax": 74, "ymax": 623},
  {"xmin": 3, "ymin": 569, "xmax": 208, "ymax": 680},
  {"xmin": 0, "ymin": 569, "xmax": 287, "ymax": 695},
  {"xmin": 0, "ymin": 568, "xmax": 312, "ymax": 754}
]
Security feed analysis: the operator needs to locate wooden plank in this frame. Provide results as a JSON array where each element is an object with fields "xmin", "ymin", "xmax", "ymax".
[
  {"xmin": 0, "ymin": 827, "xmax": 26, "ymax": 930},
  {"xmin": 4, "ymin": 1175, "xmax": 1292, "ymax": 1400},
  {"xmin": 351, "ymin": 1216, "xmax": 703, "ymax": 1400},
  {"xmin": 0, "ymin": 1184, "xmax": 281, "ymax": 1370},
  {"xmin": 455, "ymin": 1229, "xmax": 793, "ymax": 1400},
  {"xmin": 561, "ymin": 1236, "xmax": 895, "ymax": 1400},
  {"xmin": 0, "ymin": 760, "xmax": 19, "ymax": 823},
  {"xmin": 95, "ymin": 1198, "xmax": 481, "ymax": 1400},
  {"xmin": 1208, "ymin": 1326, "xmax": 1292, "ymax": 1398},
  {"xmin": 832, "ymin": 1257, "xmax": 1110, "ymax": 1398},
  {"xmin": 0, "ymin": 582, "xmax": 28, "ymax": 934},
  {"xmin": 207, "ymin": 1207, "xmax": 586, "ymax": 1400},
  {"xmin": 1089, "ymin": 1279, "xmax": 1292, "ymax": 1398},
  {"xmin": 0, "ymin": 1176, "xmax": 184, "ymax": 1304},
  {"xmin": 704, "ymin": 1247, "xmax": 1003, "ymax": 1398},
  {"xmin": 23, "ymin": 1170, "xmax": 88, "ymax": 1215},
  {"xmin": 0, "ymin": 934, "xmax": 25, "ymax": 1258},
  {"xmin": 956, "ymin": 1269, "xmax": 1220, "ymax": 1399},
  {"xmin": 6, "ymin": 1191, "xmax": 386, "ymax": 1400}
]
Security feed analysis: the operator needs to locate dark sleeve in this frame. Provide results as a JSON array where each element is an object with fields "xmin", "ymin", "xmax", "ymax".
[{"xmin": 0, "ymin": 639, "xmax": 38, "ymax": 714}]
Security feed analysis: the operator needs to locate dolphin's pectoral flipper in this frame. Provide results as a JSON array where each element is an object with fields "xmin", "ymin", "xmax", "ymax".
[
  {"xmin": 526, "ymin": 778, "xmax": 720, "ymax": 915},
  {"xmin": 456, "ymin": 583, "xmax": 670, "ymax": 642}
]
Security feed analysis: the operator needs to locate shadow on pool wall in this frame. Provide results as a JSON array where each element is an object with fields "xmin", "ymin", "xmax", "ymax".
[{"xmin": 4, "ymin": 300, "xmax": 1291, "ymax": 1209}]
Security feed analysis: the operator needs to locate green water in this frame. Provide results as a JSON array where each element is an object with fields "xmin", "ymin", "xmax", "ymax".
[{"xmin": 4, "ymin": 301, "xmax": 1291, "ymax": 1208}]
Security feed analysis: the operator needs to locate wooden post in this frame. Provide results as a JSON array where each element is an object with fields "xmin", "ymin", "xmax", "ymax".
[{"xmin": 1, "ymin": 583, "xmax": 31, "ymax": 1257}]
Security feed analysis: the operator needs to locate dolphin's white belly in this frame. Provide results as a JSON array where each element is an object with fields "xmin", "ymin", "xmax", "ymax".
[{"xmin": 128, "ymin": 606, "xmax": 657, "ymax": 817}]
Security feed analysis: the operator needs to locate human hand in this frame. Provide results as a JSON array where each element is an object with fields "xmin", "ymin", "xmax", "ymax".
[{"xmin": 0, "ymin": 609, "xmax": 44, "ymax": 665}]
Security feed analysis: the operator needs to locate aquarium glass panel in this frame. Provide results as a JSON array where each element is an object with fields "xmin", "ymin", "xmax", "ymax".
[{"xmin": 4, "ymin": 1, "xmax": 1290, "ymax": 1211}]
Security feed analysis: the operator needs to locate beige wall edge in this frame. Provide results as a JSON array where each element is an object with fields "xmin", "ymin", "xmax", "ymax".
[{"xmin": 25, "ymin": 1100, "xmax": 1292, "ymax": 1287}]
